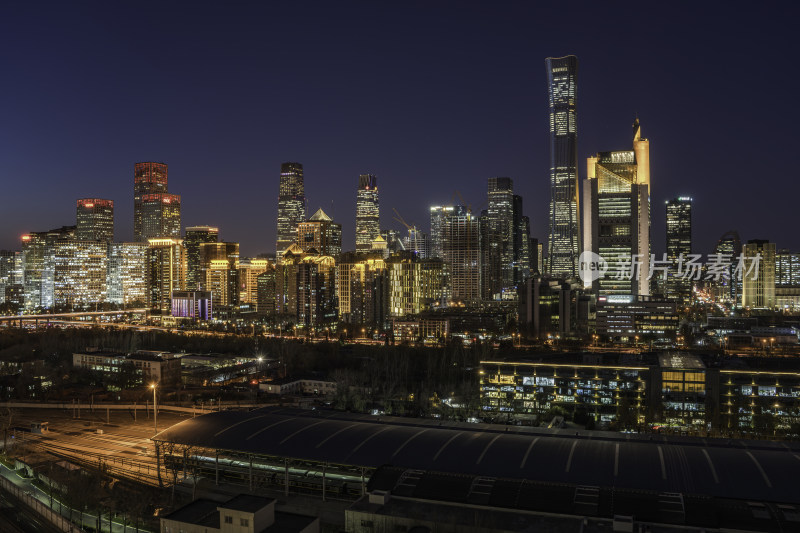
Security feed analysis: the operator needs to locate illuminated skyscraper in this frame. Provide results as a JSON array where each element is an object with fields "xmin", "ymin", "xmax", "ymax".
[
  {"xmin": 147, "ymin": 238, "xmax": 187, "ymax": 314},
  {"xmin": 742, "ymin": 239, "xmax": 775, "ymax": 309},
  {"xmin": 513, "ymin": 194, "xmax": 531, "ymax": 286},
  {"xmin": 430, "ymin": 205, "xmax": 468, "ymax": 260},
  {"xmin": 297, "ymin": 209, "xmax": 342, "ymax": 257},
  {"xmin": 583, "ymin": 120, "xmax": 651, "ymax": 299},
  {"xmin": 256, "ymin": 268, "xmax": 277, "ymax": 316},
  {"xmin": 387, "ymin": 252, "xmax": 444, "ymax": 316},
  {"xmin": 402, "ymin": 230, "xmax": 429, "ymax": 258},
  {"xmin": 21, "ymin": 226, "xmax": 75, "ymax": 310},
  {"xmin": 275, "ymin": 245, "xmax": 337, "ymax": 330},
  {"xmin": 53, "ymin": 240, "xmax": 108, "ymax": 309},
  {"xmin": 238, "ymin": 258, "xmax": 271, "ymax": 306},
  {"xmin": 76, "ymin": 198, "xmax": 114, "ymax": 242},
  {"xmin": 276, "ymin": 162, "xmax": 306, "ymax": 261},
  {"xmin": 184, "ymin": 226, "xmax": 219, "ymax": 290},
  {"xmin": 0, "ymin": 251, "xmax": 13, "ymax": 304},
  {"xmin": 356, "ymin": 174, "xmax": 380, "ymax": 252},
  {"xmin": 107, "ymin": 242, "xmax": 148, "ymax": 306},
  {"xmin": 200, "ymin": 242, "xmax": 239, "ymax": 309},
  {"xmin": 337, "ymin": 251, "xmax": 387, "ymax": 324},
  {"xmin": 482, "ymin": 177, "xmax": 515, "ymax": 300},
  {"xmin": 140, "ymin": 193, "xmax": 181, "ymax": 240},
  {"xmin": 134, "ymin": 162, "xmax": 168, "ymax": 242},
  {"xmin": 546, "ymin": 55, "xmax": 580, "ymax": 278},
  {"xmin": 441, "ymin": 207, "xmax": 480, "ymax": 303},
  {"xmin": 776, "ymin": 249, "xmax": 800, "ymax": 309},
  {"xmin": 665, "ymin": 197, "xmax": 692, "ymax": 302},
  {"xmin": 713, "ymin": 231, "xmax": 742, "ymax": 305}
]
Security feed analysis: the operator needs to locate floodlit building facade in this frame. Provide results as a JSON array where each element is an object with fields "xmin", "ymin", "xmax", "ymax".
[
  {"xmin": 147, "ymin": 238, "xmax": 187, "ymax": 314},
  {"xmin": 355, "ymin": 174, "xmax": 380, "ymax": 252},
  {"xmin": 76, "ymin": 198, "xmax": 114, "ymax": 242},
  {"xmin": 583, "ymin": 120, "xmax": 651, "ymax": 298},
  {"xmin": 337, "ymin": 251, "xmax": 387, "ymax": 325},
  {"xmin": 275, "ymin": 245, "xmax": 337, "ymax": 330},
  {"xmin": 200, "ymin": 242, "xmax": 240, "ymax": 309},
  {"xmin": 133, "ymin": 162, "xmax": 169, "ymax": 242},
  {"xmin": 742, "ymin": 239, "xmax": 776, "ymax": 308},
  {"xmin": 387, "ymin": 252, "xmax": 444, "ymax": 317},
  {"xmin": 296, "ymin": 209, "xmax": 342, "ymax": 257},
  {"xmin": 238, "ymin": 258, "xmax": 271, "ymax": 306},
  {"xmin": 546, "ymin": 55, "xmax": 580, "ymax": 278},
  {"xmin": 276, "ymin": 162, "xmax": 306, "ymax": 262}
]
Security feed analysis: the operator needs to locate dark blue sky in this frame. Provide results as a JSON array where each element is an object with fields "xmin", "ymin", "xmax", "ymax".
[{"xmin": 1, "ymin": 1, "xmax": 798, "ymax": 256}]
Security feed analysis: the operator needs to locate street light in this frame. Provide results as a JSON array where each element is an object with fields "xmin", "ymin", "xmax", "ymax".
[{"xmin": 150, "ymin": 383, "xmax": 158, "ymax": 434}]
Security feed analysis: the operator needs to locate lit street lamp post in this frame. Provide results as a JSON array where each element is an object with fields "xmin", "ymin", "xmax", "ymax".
[{"xmin": 151, "ymin": 383, "xmax": 158, "ymax": 434}]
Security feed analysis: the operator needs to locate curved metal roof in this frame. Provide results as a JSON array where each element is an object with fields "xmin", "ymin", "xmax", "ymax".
[{"xmin": 153, "ymin": 407, "xmax": 800, "ymax": 503}]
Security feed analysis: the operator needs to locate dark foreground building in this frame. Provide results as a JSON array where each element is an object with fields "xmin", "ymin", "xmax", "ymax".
[{"xmin": 153, "ymin": 407, "xmax": 800, "ymax": 532}]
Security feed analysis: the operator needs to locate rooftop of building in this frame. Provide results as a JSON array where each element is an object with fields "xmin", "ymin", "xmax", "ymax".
[
  {"xmin": 162, "ymin": 495, "xmax": 315, "ymax": 533},
  {"xmin": 361, "ymin": 465, "xmax": 800, "ymax": 533},
  {"xmin": 162, "ymin": 498, "xmax": 220, "ymax": 528},
  {"xmin": 153, "ymin": 407, "xmax": 800, "ymax": 505},
  {"xmin": 220, "ymin": 494, "xmax": 273, "ymax": 513},
  {"xmin": 658, "ymin": 352, "xmax": 705, "ymax": 370},
  {"xmin": 261, "ymin": 374, "xmax": 334, "ymax": 386},
  {"xmin": 483, "ymin": 351, "xmax": 800, "ymax": 375}
]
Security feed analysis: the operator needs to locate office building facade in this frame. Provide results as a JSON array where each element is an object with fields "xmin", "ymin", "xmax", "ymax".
[
  {"xmin": 140, "ymin": 193, "xmax": 181, "ymax": 241},
  {"xmin": 583, "ymin": 120, "xmax": 651, "ymax": 299},
  {"xmin": 52, "ymin": 240, "xmax": 109, "ymax": 308},
  {"xmin": 76, "ymin": 198, "xmax": 114, "ymax": 242},
  {"xmin": 355, "ymin": 174, "xmax": 380, "ymax": 252},
  {"xmin": 134, "ymin": 162, "xmax": 169, "ymax": 242},
  {"xmin": 147, "ymin": 238, "xmax": 187, "ymax": 314},
  {"xmin": 184, "ymin": 226, "xmax": 219, "ymax": 290},
  {"xmin": 296, "ymin": 209, "xmax": 342, "ymax": 257},
  {"xmin": 440, "ymin": 206, "xmax": 480, "ymax": 303},
  {"xmin": 546, "ymin": 55, "xmax": 580, "ymax": 278},
  {"xmin": 742, "ymin": 239, "xmax": 776, "ymax": 308},
  {"xmin": 482, "ymin": 177, "xmax": 515, "ymax": 300},
  {"xmin": 276, "ymin": 162, "xmax": 306, "ymax": 261},
  {"xmin": 665, "ymin": 197, "xmax": 692, "ymax": 302},
  {"xmin": 106, "ymin": 242, "xmax": 148, "ymax": 306}
]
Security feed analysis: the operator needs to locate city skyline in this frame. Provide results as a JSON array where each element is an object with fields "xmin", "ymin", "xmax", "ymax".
[{"xmin": 1, "ymin": 4, "xmax": 798, "ymax": 257}]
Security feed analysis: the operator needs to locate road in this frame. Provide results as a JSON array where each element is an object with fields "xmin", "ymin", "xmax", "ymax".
[
  {"xmin": 10, "ymin": 407, "xmax": 195, "ymax": 486},
  {"xmin": 2, "ymin": 407, "xmax": 193, "ymax": 532}
]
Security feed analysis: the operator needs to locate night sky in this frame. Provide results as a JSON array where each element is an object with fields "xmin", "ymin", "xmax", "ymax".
[{"xmin": 1, "ymin": 2, "xmax": 798, "ymax": 257}]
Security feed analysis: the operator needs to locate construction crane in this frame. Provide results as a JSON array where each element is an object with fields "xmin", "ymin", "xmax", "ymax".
[{"xmin": 392, "ymin": 208, "xmax": 423, "ymax": 252}]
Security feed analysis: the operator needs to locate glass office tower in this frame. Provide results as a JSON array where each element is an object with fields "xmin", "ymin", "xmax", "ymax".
[{"xmin": 546, "ymin": 55, "xmax": 580, "ymax": 278}]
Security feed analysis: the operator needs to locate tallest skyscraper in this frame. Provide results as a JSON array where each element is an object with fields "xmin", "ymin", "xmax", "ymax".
[{"xmin": 545, "ymin": 55, "xmax": 580, "ymax": 278}]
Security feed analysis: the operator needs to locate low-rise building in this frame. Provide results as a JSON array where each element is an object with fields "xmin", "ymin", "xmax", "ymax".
[
  {"xmin": 480, "ymin": 352, "xmax": 800, "ymax": 433},
  {"xmin": 161, "ymin": 494, "xmax": 318, "ymax": 533},
  {"xmin": 72, "ymin": 350, "xmax": 181, "ymax": 387},
  {"xmin": 259, "ymin": 375, "xmax": 337, "ymax": 396}
]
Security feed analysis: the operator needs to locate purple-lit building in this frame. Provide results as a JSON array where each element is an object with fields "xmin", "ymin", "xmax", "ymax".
[{"xmin": 171, "ymin": 290, "xmax": 212, "ymax": 320}]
